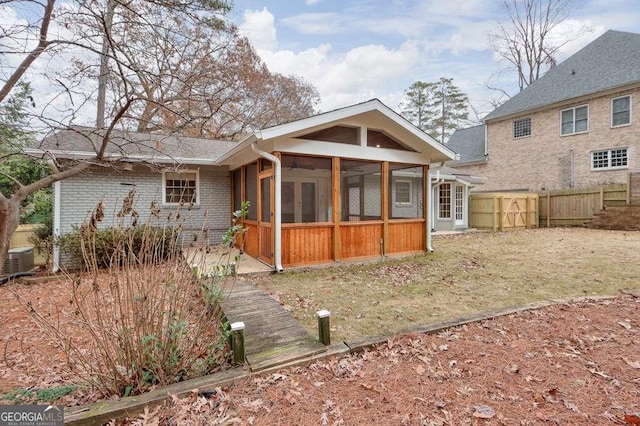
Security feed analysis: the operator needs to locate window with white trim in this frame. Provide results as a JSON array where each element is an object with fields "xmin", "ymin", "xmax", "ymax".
[
  {"xmin": 163, "ymin": 170, "xmax": 199, "ymax": 205},
  {"xmin": 591, "ymin": 148, "xmax": 628, "ymax": 170},
  {"xmin": 438, "ymin": 183, "xmax": 451, "ymax": 219},
  {"xmin": 611, "ymin": 95, "xmax": 631, "ymax": 127},
  {"xmin": 394, "ymin": 180, "xmax": 412, "ymax": 204},
  {"xmin": 513, "ymin": 117, "xmax": 531, "ymax": 138},
  {"xmin": 561, "ymin": 105, "xmax": 588, "ymax": 135}
]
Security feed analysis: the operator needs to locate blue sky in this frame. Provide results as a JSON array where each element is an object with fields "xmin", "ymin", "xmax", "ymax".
[{"xmin": 231, "ymin": 0, "xmax": 640, "ymax": 120}]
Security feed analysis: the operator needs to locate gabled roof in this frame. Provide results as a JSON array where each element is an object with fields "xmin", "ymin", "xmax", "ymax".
[
  {"xmin": 485, "ymin": 30, "xmax": 640, "ymax": 122},
  {"xmin": 217, "ymin": 98, "xmax": 457, "ymax": 165},
  {"xmin": 29, "ymin": 99, "xmax": 456, "ymax": 167},
  {"xmin": 446, "ymin": 124, "xmax": 486, "ymax": 164},
  {"xmin": 32, "ymin": 126, "xmax": 237, "ymax": 164}
]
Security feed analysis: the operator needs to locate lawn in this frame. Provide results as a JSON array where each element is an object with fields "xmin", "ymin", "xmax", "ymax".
[{"xmin": 246, "ymin": 228, "xmax": 640, "ymax": 343}]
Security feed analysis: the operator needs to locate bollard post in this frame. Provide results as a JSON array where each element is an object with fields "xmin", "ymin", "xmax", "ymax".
[
  {"xmin": 316, "ymin": 310, "xmax": 331, "ymax": 346},
  {"xmin": 230, "ymin": 322, "xmax": 245, "ymax": 364}
]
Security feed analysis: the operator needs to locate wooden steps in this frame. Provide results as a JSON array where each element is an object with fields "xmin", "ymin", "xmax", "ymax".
[{"xmin": 220, "ymin": 279, "xmax": 327, "ymax": 371}]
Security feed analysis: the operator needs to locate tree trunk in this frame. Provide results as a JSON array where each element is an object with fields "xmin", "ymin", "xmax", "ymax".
[{"xmin": 0, "ymin": 198, "xmax": 21, "ymax": 275}]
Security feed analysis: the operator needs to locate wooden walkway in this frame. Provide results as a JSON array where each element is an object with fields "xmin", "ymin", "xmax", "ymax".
[{"xmin": 220, "ymin": 279, "xmax": 327, "ymax": 371}]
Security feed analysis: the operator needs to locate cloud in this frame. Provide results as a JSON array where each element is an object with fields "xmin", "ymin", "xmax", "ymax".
[
  {"xmin": 305, "ymin": 0, "xmax": 322, "ymax": 5},
  {"xmin": 239, "ymin": 7, "xmax": 278, "ymax": 51}
]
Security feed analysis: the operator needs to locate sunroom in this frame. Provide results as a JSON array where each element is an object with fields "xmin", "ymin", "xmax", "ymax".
[{"xmin": 219, "ymin": 100, "xmax": 456, "ymax": 270}]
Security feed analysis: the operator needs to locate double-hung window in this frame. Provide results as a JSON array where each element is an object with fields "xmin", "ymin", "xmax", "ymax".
[
  {"xmin": 611, "ymin": 95, "xmax": 631, "ymax": 127},
  {"xmin": 561, "ymin": 105, "xmax": 588, "ymax": 135},
  {"xmin": 438, "ymin": 183, "xmax": 451, "ymax": 219},
  {"xmin": 513, "ymin": 117, "xmax": 531, "ymax": 138},
  {"xmin": 591, "ymin": 148, "xmax": 628, "ymax": 170},
  {"xmin": 163, "ymin": 170, "xmax": 199, "ymax": 205}
]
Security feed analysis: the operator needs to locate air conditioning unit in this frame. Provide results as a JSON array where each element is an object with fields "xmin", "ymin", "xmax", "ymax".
[{"xmin": 2, "ymin": 247, "xmax": 35, "ymax": 275}]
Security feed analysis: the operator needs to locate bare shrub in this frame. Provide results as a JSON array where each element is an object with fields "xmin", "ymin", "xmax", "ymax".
[{"xmin": 17, "ymin": 190, "xmax": 248, "ymax": 398}]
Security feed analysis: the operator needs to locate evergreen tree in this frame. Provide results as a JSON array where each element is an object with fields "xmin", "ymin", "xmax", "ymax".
[
  {"xmin": 428, "ymin": 77, "xmax": 469, "ymax": 144},
  {"xmin": 400, "ymin": 77, "xmax": 468, "ymax": 143},
  {"xmin": 400, "ymin": 81, "xmax": 436, "ymax": 134}
]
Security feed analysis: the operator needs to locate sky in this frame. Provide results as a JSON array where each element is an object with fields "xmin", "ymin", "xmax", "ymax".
[
  {"xmin": 2, "ymin": 0, "xmax": 640, "ymax": 128},
  {"xmin": 230, "ymin": 0, "xmax": 640, "ymax": 121}
]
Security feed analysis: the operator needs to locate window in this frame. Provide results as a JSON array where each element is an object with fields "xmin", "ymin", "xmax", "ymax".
[
  {"xmin": 394, "ymin": 180, "xmax": 412, "ymax": 204},
  {"xmin": 438, "ymin": 183, "xmax": 451, "ymax": 219},
  {"xmin": 612, "ymin": 95, "xmax": 631, "ymax": 127},
  {"xmin": 513, "ymin": 118, "xmax": 531, "ymax": 138},
  {"xmin": 591, "ymin": 148, "xmax": 628, "ymax": 170},
  {"xmin": 561, "ymin": 105, "xmax": 588, "ymax": 135},
  {"xmin": 388, "ymin": 164, "xmax": 423, "ymax": 219},
  {"xmin": 163, "ymin": 170, "xmax": 198, "ymax": 205}
]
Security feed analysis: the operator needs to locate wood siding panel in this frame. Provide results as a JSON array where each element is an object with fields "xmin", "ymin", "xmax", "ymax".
[
  {"xmin": 339, "ymin": 222, "xmax": 383, "ymax": 259},
  {"xmin": 281, "ymin": 225, "xmax": 333, "ymax": 266},
  {"xmin": 387, "ymin": 220, "xmax": 425, "ymax": 254},
  {"xmin": 259, "ymin": 224, "xmax": 272, "ymax": 262},
  {"xmin": 243, "ymin": 222, "xmax": 259, "ymax": 259}
]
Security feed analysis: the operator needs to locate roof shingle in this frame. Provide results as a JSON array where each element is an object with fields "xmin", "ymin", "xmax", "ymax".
[{"xmin": 484, "ymin": 30, "xmax": 640, "ymax": 121}]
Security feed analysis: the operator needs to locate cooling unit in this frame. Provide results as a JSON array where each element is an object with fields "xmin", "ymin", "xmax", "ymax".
[{"xmin": 2, "ymin": 246, "xmax": 35, "ymax": 275}]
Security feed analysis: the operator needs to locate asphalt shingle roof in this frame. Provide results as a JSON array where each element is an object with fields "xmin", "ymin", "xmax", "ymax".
[
  {"xmin": 38, "ymin": 126, "xmax": 237, "ymax": 163},
  {"xmin": 484, "ymin": 30, "xmax": 640, "ymax": 121},
  {"xmin": 445, "ymin": 124, "xmax": 486, "ymax": 164}
]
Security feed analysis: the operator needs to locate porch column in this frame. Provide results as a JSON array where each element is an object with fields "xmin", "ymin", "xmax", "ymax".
[
  {"xmin": 424, "ymin": 165, "xmax": 432, "ymax": 252},
  {"xmin": 381, "ymin": 161, "xmax": 389, "ymax": 256},
  {"xmin": 332, "ymin": 157, "xmax": 341, "ymax": 261}
]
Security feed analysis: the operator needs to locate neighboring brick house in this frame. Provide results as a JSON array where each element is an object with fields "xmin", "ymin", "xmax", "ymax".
[{"xmin": 449, "ymin": 30, "xmax": 640, "ymax": 191}]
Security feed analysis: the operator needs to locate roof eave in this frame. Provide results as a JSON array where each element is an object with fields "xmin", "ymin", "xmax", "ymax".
[{"xmin": 24, "ymin": 148, "xmax": 220, "ymax": 166}]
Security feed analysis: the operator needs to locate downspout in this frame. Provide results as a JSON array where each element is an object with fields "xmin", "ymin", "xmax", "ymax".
[
  {"xmin": 427, "ymin": 170, "xmax": 445, "ymax": 252},
  {"xmin": 251, "ymin": 142, "xmax": 284, "ymax": 272},
  {"xmin": 52, "ymin": 180, "xmax": 61, "ymax": 273}
]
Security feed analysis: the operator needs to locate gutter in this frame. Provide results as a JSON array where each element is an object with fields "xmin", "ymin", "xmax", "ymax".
[
  {"xmin": 250, "ymin": 142, "xmax": 284, "ymax": 273},
  {"xmin": 52, "ymin": 181, "xmax": 61, "ymax": 273}
]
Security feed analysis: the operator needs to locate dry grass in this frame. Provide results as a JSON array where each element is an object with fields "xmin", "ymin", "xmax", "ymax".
[{"xmin": 247, "ymin": 228, "xmax": 640, "ymax": 342}]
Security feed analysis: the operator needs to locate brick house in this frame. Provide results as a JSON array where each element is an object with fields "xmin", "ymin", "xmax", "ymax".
[{"xmin": 449, "ymin": 30, "xmax": 640, "ymax": 192}]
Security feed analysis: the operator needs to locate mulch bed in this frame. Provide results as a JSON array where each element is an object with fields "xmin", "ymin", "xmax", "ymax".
[{"xmin": 147, "ymin": 295, "xmax": 640, "ymax": 425}]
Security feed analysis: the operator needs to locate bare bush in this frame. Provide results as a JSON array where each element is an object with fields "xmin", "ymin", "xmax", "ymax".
[{"xmin": 16, "ymin": 191, "xmax": 247, "ymax": 398}]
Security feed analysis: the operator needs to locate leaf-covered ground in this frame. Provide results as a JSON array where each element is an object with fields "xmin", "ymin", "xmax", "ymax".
[
  {"xmin": 248, "ymin": 228, "xmax": 640, "ymax": 343},
  {"xmin": 140, "ymin": 295, "xmax": 640, "ymax": 425}
]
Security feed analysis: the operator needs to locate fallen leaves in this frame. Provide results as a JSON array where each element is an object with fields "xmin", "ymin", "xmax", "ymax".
[
  {"xmin": 623, "ymin": 357, "xmax": 640, "ymax": 369},
  {"xmin": 117, "ymin": 295, "xmax": 640, "ymax": 425}
]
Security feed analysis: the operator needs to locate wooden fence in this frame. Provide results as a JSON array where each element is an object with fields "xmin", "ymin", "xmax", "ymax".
[
  {"xmin": 629, "ymin": 172, "xmax": 640, "ymax": 206},
  {"xmin": 470, "ymin": 193, "xmax": 539, "ymax": 231},
  {"xmin": 539, "ymin": 184, "xmax": 627, "ymax": 227}
]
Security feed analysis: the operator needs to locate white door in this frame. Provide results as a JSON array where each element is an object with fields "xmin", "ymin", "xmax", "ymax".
[{"xmin": 455, "ymin": 184, "xmax": 465, "ymax": 227}]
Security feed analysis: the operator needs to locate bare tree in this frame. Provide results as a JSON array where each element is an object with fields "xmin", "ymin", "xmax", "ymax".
[
  {"xmin": 0, "ymin": 0, "xmax": 233, "ymax": 269},
  {"xmin": 489, "ymin": 0, "xmax": 588, "ymax": 92}
]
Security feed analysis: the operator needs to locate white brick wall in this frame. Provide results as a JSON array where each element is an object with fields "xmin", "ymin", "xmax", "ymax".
[
  {"xmin": 58, "ymin": 164, "xmax": 231, "ymax": 266},
  {"xmin": 462, "ymin": 86, "xmax": 640, "ymax": 191}
]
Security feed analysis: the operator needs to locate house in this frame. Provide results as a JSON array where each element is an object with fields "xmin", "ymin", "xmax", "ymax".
[
  {"xmin": 32, "ymin": 99, "xmax": 458, "ymax": 271},
  {"xmin": 450, "ymin": 30, "xmax": 640, "ymax": 191},
  {"xmin": 428, "ymin": 165, "xmax": 485, "ymax": 232}
]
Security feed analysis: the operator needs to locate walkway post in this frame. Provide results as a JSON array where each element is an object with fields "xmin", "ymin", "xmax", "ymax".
[
  {"xmin": 316, "ymin": 310, "xmax": 331, "ymax": 346},
  {"xmin": 230, "ymin": 322, "xmax": 245, "ymax": 364}
]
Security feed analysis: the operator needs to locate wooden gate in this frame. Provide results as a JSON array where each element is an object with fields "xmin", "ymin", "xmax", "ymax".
[{"xmin": 470, "ymin": 193, "xmax": 539, "ymax": 231}]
